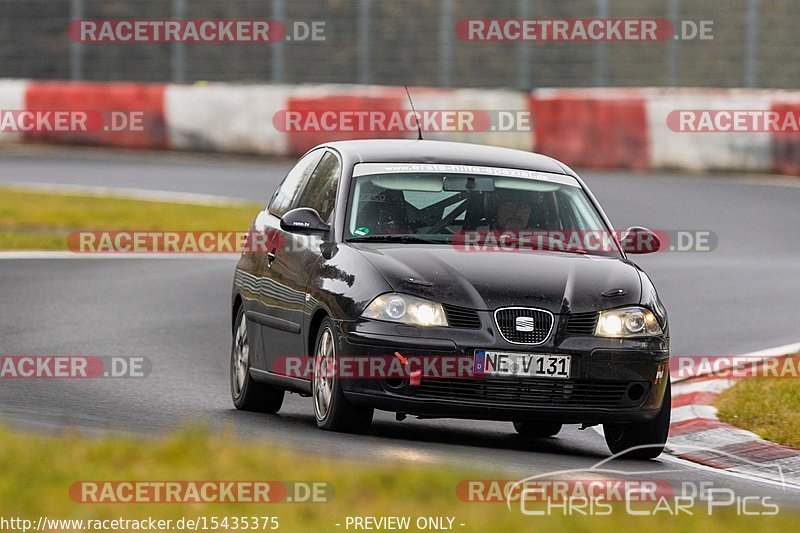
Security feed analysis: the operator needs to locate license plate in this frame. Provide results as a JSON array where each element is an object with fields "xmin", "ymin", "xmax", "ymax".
[{"xmin": 474, "ymin": 350, "xmax": 571, "ymax": 378}]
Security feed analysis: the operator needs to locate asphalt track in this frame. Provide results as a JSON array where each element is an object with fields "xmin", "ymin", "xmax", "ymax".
[{"xmin": 2, "ymin": 147, "xmax": 800, "ymax": 505}]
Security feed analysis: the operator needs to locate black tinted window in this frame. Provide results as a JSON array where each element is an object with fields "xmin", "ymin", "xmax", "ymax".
[
  {"xmin": 268, "ymin": 150, "xmax": 323, "ymax": 217},
  {"xmin": 295, "ymin": 151, "xmax": 341, "ymax": 221}
]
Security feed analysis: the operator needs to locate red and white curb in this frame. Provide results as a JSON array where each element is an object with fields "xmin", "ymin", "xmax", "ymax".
[
  {"xmin": 4, "ymin": 79, "xmax": 800, "ymax": 176},
  {"xmin": 667, "ymin": 342, "xmax": 800, "ymax": 487}
]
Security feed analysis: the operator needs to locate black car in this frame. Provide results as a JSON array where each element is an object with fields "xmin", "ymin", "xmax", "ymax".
[{"xmin": 230, "ymin": 139, "xmax": 670, "ymax": 459}]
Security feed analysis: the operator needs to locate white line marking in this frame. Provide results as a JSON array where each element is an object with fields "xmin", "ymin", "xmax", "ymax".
[
  {"xmin": 740, "ymin": 342, "xmax": 800, "ymax": 358},
  {"xmin": 670, "ymin": 404, "xmax": 719, "ymax": 424},
  {"xmin": 593, "ymin": 425, "xmax": 800, "ymax": 490},
  {"xmin": 667, "ymin": 427, "xmax": 762, "ymax": 448},
  {"xmin": 672, "ymin": 379, "xmax": 736, "ymax": 395},
  {"xmin": 0, "ymin": 181, "xmax": 253, "ymax": 206},
  {"xmin": 730, "ymin": 175, "xmax": 800, "ymax": 189},
  {"xmin": 658, "ymin": 452, "xmax": 800, "ymax": 491}
]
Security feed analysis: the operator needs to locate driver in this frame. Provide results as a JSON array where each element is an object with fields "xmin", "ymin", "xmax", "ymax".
[{"xmin": 487, "ymin": 189, "xmax": 533, "ymax": 231}]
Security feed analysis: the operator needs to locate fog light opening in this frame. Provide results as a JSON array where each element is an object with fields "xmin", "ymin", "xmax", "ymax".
[
  {"xmin": 627, "ymin": 383, "xmax": 646, "ymax": 402},
  {"xmin": 384, "ymin": 377, "xmax": 406, "ymax": 389}
]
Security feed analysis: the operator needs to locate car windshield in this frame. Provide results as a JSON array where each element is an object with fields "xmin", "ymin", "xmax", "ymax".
[{"xmin": 345, "ymin": 165, "xmax": 620, "ymax": 257}]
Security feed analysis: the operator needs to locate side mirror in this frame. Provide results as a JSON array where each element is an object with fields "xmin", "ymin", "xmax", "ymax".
[
  {"xmin": 280, "ymin": 207, "xmax": 330, "ymax": 235},
  {"xmin": 619, "ymin": 226, "xmax": 661, "ymax": 254}
]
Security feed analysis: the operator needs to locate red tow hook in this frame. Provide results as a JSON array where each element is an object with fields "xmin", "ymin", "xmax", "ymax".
[{"xmin": 394, "ymin": 351, "xmax": 422, "ymax": 387}]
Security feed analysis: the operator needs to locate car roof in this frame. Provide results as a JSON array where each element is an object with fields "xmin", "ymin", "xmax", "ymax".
[{"xmin": 322, "ymin": 139, "xmax": 572, "ymax": 176}]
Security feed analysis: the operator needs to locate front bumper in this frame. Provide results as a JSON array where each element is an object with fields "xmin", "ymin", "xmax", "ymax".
[{"xmin": 336, "ymin": 316, "xmax": 670, "ymax": 424}]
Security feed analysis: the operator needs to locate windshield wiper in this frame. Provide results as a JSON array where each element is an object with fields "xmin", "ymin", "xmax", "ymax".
[{"xmin": 346, "ymin": 235, "xmax": 446, "ymax": 245}]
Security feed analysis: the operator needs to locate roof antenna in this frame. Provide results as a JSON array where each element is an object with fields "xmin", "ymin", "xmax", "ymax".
[{"xmin": 404, "ymin": 85, "xmax": 423, "ymax": 140}]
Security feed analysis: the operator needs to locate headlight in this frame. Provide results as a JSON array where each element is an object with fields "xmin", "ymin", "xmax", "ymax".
[
  {"xmin": 362, "ymin": 293, "xmax": 448, "ymax": 327},
  {"xmin": 595, "ymin": 306, "xmax": 662, "ymax": 337}
]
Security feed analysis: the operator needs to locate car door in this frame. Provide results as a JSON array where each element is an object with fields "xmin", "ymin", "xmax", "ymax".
[
  {"xmin": 248, "ymin": 149, "xmax": 323, "ymax": 371},
  {"xmin": 258, "ymin": 150, "xmax": 342, "ymax": 376}
]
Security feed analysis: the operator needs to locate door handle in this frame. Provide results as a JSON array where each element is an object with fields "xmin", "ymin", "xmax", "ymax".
[{"xmin": 267, "ymin": 250, "xmax": 277, "ymax": 265}]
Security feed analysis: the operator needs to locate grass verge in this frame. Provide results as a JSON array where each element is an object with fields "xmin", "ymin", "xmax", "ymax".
[
  {"xmin": 715, "ymin": 355, "xmax": 800, "ymax": 448},
  {"xmin": 0, "ymin": 187, "xmax": 261, "ymax": 251},
  {"xmin": 0, "ymin": 425, "xmax": 797, "ymax": 532}
]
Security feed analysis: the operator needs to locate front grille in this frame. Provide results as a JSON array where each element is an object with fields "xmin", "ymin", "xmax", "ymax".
[
  {"xmin": 416, "ymin": 377, "xmax": 639, "ymax": 408},
  {"xmin": 565, "ymin": 312, "xmax": 598, "ymax": 336},
  {"xmin": 494, "ymin": 307, "xmax": 553, "ymax": 344},
  {"xmin": 443, "ymin": 304, "xmax": 481, "ymax": 329}
]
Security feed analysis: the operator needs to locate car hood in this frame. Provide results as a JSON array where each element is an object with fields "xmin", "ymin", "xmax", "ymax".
[{"xmin": 351, "ymin": 244, "xmax": 642, "ymax": 313}]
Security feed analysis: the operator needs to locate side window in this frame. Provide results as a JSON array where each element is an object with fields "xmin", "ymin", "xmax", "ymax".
[
  {"xmin": 294, "ymin": 151, "xmax": 342, "ymax": 221},
  {"xmin": 268, "ymin": 150, "xmax": 323, "ymax": 218}
]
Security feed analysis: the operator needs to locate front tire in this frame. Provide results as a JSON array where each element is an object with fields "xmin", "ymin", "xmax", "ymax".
[
  {"xmin": 230, "ymin": 305, "xmax": 284, "ymax": 413},
  {"xmin": 312, "ymin": 318, "xmax": 373, "ymax": 433},
  {"xmin": 604, "ymin": 380, "xmax": 671, "ymax": 459},
  {"xmin": 513, "ymin": 421, "xmax": 563, "ymax": 438}
]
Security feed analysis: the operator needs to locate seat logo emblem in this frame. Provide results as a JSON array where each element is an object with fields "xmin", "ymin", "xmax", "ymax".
[{"xmin": 515, "ymin": 316, "xmax": 535, "ymax": 332}]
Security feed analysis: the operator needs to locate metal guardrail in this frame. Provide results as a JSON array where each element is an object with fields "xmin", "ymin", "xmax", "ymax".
[{"xmin": 0, "ymin": 0, "xmax": 787, "ymax": 89}]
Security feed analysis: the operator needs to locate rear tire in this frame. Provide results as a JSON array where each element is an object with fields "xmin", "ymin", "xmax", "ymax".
[
  {"xmin": 312, "ymin": 318, "xmax": 373, "ymax": 434},
  {"xmin": 604, "ymin": 380, "xmax": 671, "ymax": 459},
  {"xmin": 230, "ymin": 305, "xmax": 284, "ymax": 413},
  {"xmin": 513, "ymin": 421, "xmax": 562, "ymax": 438}
]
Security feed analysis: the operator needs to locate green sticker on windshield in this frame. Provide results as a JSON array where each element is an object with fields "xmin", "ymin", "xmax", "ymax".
[{"xmin": 354, "ymin": 226, "xmax": 370, "ymax": 236}]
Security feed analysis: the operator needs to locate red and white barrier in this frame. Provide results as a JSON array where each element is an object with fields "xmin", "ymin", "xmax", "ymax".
[
  {"xmin": 165, "ymin": 83, "xmax": 294, "ymax": 155},
  {"xmin": 410, "ymin": 87, "xmax": 533, "ymax": 151},
  {"xmin": 3, "ymin": 79, "xmax": 800, "ymax": 177},
  {"xmin": 0, "ymin": 79, "xmax": 29, "ymax": 143},
  {"xmin": 770, "ymin": 91, "xmax": 800, "ymax": 176},
  {"xmin": 530, "ymin": 88, "xmax": 650, "ymax": 170},
  {"xmin": 24, "ymin": 81, "xmax": 166, "ymax": 149},
  {"xmin": 282, "ymin": 85, "xmax": 410, "ymax": 155},
  {"xmin": 645, "ymin": 89, "xmax": 773, "ymax": 173}
]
